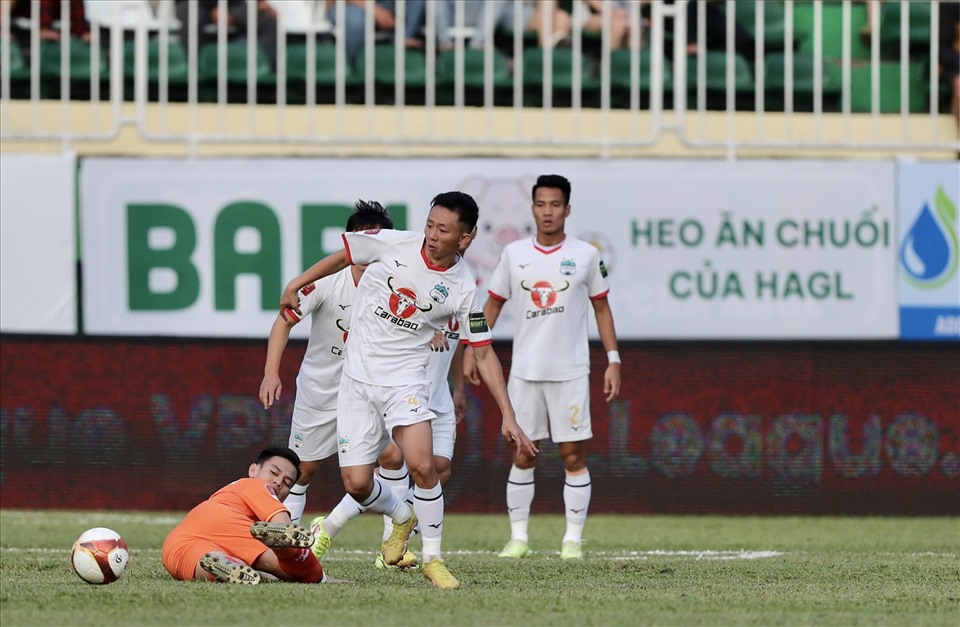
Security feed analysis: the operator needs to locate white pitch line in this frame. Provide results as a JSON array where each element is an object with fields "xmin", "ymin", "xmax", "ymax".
[{"xmin": 4, "ymin": 547, "xmax": 956, "ymax": 560}]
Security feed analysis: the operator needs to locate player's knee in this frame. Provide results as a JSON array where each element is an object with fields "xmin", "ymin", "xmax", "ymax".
[
  {"xmin": 341, "ymin": 472, "xmax": 374, "ymax": 500},
  {"xmin": 434, "ymin": 458, "xmax": 452, "ymax": 485},
  {"xmin": 377, "ymin": 445, "xmax": 404, "ymax": 470},
  {"xmin": 298, "ymin": 461, "xmax": 321, "ymax": 484}
]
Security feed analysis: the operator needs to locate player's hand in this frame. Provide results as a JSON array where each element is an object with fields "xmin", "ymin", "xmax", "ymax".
[
  {"xmin": 428, "ymin": 332, "xmax": 450, "ymax": 352},
  {"xmin": 604, "ymin": 363, "xmax": 621, "ymax": 402},
  {"xmin": 503, "ymin": 420, "xmax": 538, "ymax": 457},
  {"xmin": 260, "ymin": 374, "xmax": 282, "ymax": 409},
  {"xmin": 279, "ymin": 282, "xmax": 302, "ymax": 318},
  {"xmin": 462, "ymin": 345, "xmax": 481, "ymax": 385},
  {"xmin": 453, "ymin": 387, "xmax": 467, "ymax": 424}
]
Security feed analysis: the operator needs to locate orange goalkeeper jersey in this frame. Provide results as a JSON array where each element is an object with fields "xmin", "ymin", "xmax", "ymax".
[{"xmin": 162, "ymin": 477, "xmax": 289, "ymax": 580}]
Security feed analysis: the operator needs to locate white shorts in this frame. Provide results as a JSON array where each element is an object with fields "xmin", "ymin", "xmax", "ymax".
[
  {"xmin": 507, "ymin": 375, "xmax": 592, "ymax": 443},
  {"xmin": 288, "ymin": 401, "xmax": 338, "ymax": 462},
  {"xmin": 430, "ymin": 406, "xmax": 456, "ymax": 461},
  {"xmin": 336, "ymin": 374, "xmax": 436, "ymax": 467}
]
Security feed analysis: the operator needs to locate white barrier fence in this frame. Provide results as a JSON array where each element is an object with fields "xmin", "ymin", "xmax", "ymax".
[{"xmin": 1, "ymin": 0, "xmax": 958, "ymax": 156}]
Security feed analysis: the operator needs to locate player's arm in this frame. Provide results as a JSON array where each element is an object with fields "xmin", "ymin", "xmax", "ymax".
[
  {"xmin": 451, "ymin": 341, "xmax": 467, "ymax": 423},
  {"xmin": 464, "ymin": 296, "xmax": 505, "ymax": 384},
  {"xmin": 279, "ymin": 250, "xmax": 349, "ymax": 316},
  {"xmin": 591, "ymin": 296, "xmax": 621, "ymax": 402},
  {"xmin": 259, "ymin": 312, "xmax": 297, "ymax": 409},
  {"xmin": 471, "ymin": 343, "xmax": 538, "ymax": 457}
]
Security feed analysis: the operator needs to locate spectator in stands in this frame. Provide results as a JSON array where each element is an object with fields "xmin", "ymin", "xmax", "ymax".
[
  {"xmin": 860, "ymin": 0, "xmax": 881, "ymax": 43},
  {"xmin": 327, "ymin": 0, "xmax": 427, "ymax": 66},
  {"xmin": 9, "ymin": 0, "xmax": 90, "ymax": 42},
  {"xmin": 434, "ymin": 0, "xmax": 572, "ymax": 52},
  {"xmin": 578, "ymin": 0, "xmax": 638, "ymax": 50},
  {"xmin": 940, "ymin": 0, "xmax": 960, "ymax": 128},
  {"xmin": 175, "ymin": 0, "xmax": 278, "ymax": 71},
  {"xmin": 674, "ymin": 0, "xmax": 754, "ymax": 62}
]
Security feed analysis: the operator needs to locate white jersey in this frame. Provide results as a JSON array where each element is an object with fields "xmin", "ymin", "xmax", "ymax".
[
  {"xmin": 487, "ymin": 235, "xmax": 609, "ymax": 381},
  {"xmin": 342, "ymin": 229, "xmax": 491, "ymax": 386},
  {"xmin": 426, "ymin": 316, "xmax": 462, "ymax": 413},
  {"xmin": 285, "ymin": 267, "xmax": 358, "ymax": 411}
]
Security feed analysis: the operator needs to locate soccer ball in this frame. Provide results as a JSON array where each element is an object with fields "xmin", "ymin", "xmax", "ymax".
[{"xmin": 70, "ymin": 527, "xmax": 129, "ymax": 584}]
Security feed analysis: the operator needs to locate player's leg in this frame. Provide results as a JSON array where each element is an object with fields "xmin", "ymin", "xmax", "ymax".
[
  {"xmin": 252, "ymin": 547, "xmax": 324, "ymax": 583},
  {"xmin": 393, "ymin": 418, "xmax": 459, "ymax": 589},
  {"xmin": 376, "ymin": 442, "xmax": 410, "ymax": 543},
  {"xmin": 547, "ymin": 376, "xmax": 593, "ymax": 560},
  {"xmin": 499, "ymin": 377, "xmax": 547, "ymax": 559},
  {"xmin": 195, "ymin": 551, "xmax": 260, "ymax": 584},
  {"xmin": 286, "ymin": 405, "xmax": 338, "ymax": 524}
]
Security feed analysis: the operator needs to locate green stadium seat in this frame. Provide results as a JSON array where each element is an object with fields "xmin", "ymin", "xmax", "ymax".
[
  {"xmin": 198, "ymin": 40, "xmax": 276, "ymax": 102},
  {"xmin": 285, "ymin": 42, "xmax": 359, "ymax": 104},
  {"xmin": 849, "ymin": 59, "xmax": 929, "ymax": 114},
  {"xmin": 39, "ymin": 38, "xmax": 110, "ymax": 99},
  {"xmin": 436, "ymin": 48, "xmax": 513, "ymax": 106},
  {"xmin": 609, "ymin": 48, "xmax": 672, "ymax": 109},
  {"xmin": 122, "ymin": 39, "xmax": 189, "ymax": 102},
  {"xmin": 763, "ymin": 52, "xmax": 842, "ymax": 111},
  {"xmin": 353, "ymin": 44, "xmax": 429, "ymax": 104},
  {"xmin": 522, "ymin": 47, "xmax": 600, "ymax": 107},
  {"xmin": 685, "ymin": 50, "xmax": 754, "ymax": 110},
  {"xmin": 1, "ymin": 40, "xmax": 31, "ymax": 82},
  {"xmin": 735, "ymin": 0, "xmax": 791, "ymax": 50},
  {"xmin": 879, "ymin": 1, "xmax": 932, "ymax": 50}
]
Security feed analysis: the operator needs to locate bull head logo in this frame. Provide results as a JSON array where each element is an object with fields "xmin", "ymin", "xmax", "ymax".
[
  {"xmin": 520, "ymin": 280, "xmax": 570, "ymax": 309},
  {"xmin": 388, "ymin": 276, "xmax": 433, "ymax": 319},
  {"xmin": 335, "ymin": 319, "xmax": 349, "ymax": 343}
]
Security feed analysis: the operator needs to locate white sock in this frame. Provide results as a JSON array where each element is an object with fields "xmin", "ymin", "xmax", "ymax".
[
  {"xmin": 285, "ymin": 483, "xmax": 308, "ymax": 525},
  {"xmin": 378, "ymin": 465, "xmax": 410, "ymax": 542},
  {"xmin": 562, "ymin": 469, "xmax": 591, "ymax": 544},
  {"xmin": 414, "ymin": 482, "xmax": 444, "ymax": 563},
  {"xmin": 506, "ymin": 465, "xmax": 535, "ymax": 543},
  {"xmin": 323, "ymin": 493, "xmax": 364, "ymax": 538}
]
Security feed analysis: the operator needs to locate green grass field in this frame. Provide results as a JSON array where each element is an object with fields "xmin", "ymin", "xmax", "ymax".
[{"xmin": 1, "ymin": 510, "xmax": 957, "ymax": 626}]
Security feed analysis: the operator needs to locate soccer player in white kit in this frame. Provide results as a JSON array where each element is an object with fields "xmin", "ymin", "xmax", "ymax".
[
  {"xmin": 280, "ymin": 191, "xmax": 537, "ymax": 589},
  {"xmin": 308, "ymin": 231, "xmax": 476, "ymax": 571},
  {"xmin": 470, "ymin": 174, "xmax": 621, "ymax": 561},
  {"xmin": 258, "ymin": 201, "xmax": 396, "ymax": 525}
]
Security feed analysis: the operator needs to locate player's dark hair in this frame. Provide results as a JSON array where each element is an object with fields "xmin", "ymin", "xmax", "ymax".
[
  {"xmin": 532, "ymin": 174, "xmax": 571, "ymax": 205},
  {"xmin": 430, "ymin": 191, "xmax": 479, "ymax": 232},
  {"xmin": 257, "ymin": 447, "xmax": 302, "ymax": 483},
  {"xmin": 347, "ymin": 200, "xmax": 394, "ymax": 232}
]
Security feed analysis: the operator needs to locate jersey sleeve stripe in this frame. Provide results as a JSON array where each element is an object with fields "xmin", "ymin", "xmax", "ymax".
[
  {"xmin": 589, "ymin": 290, "xmax": 610, "ymax": 301},
  {"xmin": 283, "ymin": 307, "xmax": 301, "ymax": 323},
  {"xmin": 488, "ymin": 290, "xmax": 507, "ymax": 302}
]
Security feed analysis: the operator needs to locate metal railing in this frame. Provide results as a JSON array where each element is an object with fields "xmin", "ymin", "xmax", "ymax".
[{"xmin": 1, "ymin": 0, "xmax": 957, "ymax": 157}]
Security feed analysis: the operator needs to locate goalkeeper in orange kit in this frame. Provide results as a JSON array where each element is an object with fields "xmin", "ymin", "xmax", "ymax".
[{"xmin": 161, "ymin": 447, "xmax": 328, "ymax": 584}]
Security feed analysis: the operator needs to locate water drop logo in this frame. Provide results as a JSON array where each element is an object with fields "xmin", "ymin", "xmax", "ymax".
[{"xmin": 900, "ymin": 186, "xmax": 958, "ymax": 290}]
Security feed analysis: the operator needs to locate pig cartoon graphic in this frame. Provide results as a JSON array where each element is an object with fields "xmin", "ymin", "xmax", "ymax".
[{"xmin": 459, "ymin": 174, "xmax": 537, "ymax": 289}]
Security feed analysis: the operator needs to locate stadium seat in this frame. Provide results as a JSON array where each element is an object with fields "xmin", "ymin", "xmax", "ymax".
[
  {"xmin": 522, "ymin": 46, "xmax": 600, "ymax": 108},
  {"xmin": 609, "ymin": 48, "xmax": 672, "ymax": 109},
  {"xmin": 1, "ymin": 40, "xmax": 31, "ymax": 81},
  {"xmin": 198, "ymin": 41, "xmax": 276, "ymax": 103},
  {"xmin": 685, "ymin": 50, "xmax": 754, "ymax": 110},
  {"xmin": 286, "ymin": 42, "xmax": 358, "ymax": 104},
  {"xmin": 354, "ymin": 44, "xmax": 429, "ymax": 104},
  {"xmin": 436, "ymin": 48, "xmax": 513, "ymax": 106},
  {"xmin": 122, "ymin": 39, "xmax": 190, "ymax": 89},
  {"xmin": 849, "ymin": 59, "xmax": 929, "ymax": 114},
  {"xmin": 735, "ymin": 0, "xmax": 791, "ymax": 51},
  {"xmin": 39, "ymin": 38, "xmax": 110, "ymax": 99},
  {"xmin": 763, "ymin": 52, "xmax": 842, "ymax": 112},
  {"xmin": 878, "ymin": 1, "xmax": 932, "ymax": 50}
]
